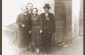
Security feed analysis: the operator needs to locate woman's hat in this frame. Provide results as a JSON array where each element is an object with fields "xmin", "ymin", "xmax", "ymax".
[{"xmin": 43, "ymin": 4, "xmax": 51, "ymax": 9}]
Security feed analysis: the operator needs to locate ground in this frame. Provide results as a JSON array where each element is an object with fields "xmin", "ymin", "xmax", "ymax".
[
  {"xmin": 2, "ymin": 22, "xmax": 83, "ymax": 55},
  {"xmin": 24, "ymin": 36, "xmax": 83, "ymax": 55},
  {"xmin": 3, "ymin": 33, "xmax": 83, "ymax": 55}
]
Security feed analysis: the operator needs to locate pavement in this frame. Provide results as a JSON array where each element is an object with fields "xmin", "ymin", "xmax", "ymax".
[
  {"xmin": 51, "ymin": 36, "xmax": 83, "ymax": 55},
  {"xmin": 2, "ymin": 34, "xmax": 83, "ymax": 55},
  {"xmin": 2, "ymin": 23, "xmax": 83, "ymax": 55}
]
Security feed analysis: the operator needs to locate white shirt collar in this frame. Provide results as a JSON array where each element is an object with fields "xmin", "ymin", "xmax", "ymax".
[{"xmin": 45, "ymin": 13, "xmax": 48, "ymax": 17}]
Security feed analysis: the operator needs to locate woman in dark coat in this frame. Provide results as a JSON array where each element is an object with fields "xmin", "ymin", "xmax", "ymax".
[
  {"xmin": 16, "ymin": 6, "xmax": 32, "ymax": 53},
  {"xmin": 30, "ymin": 8, "xmax": 42, "ymax": 54}
]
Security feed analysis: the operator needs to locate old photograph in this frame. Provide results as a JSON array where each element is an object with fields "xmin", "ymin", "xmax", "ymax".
[{"xmin": 2, "ymin": 0, "xmax": 83, "ymax": 55}]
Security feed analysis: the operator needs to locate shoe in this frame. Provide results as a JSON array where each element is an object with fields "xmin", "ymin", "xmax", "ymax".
[
  {"xmin": 44, "ymin": 53, "xmax": 48, "ymax": 55},
  {"xmin": 36, "ymin": 49, "xmax": 39, "ymax": 53}
]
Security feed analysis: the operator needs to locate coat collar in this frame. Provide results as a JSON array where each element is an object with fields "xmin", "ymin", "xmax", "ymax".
[{"xmin": 44, "ymin": 12, "xmax": 50, "ymax": 18}]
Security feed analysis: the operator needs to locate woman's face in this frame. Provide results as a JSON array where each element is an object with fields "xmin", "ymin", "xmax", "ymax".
[
  {"xmin": 32, "ymin": 9, "xmax": 38, "ymax": 15},
  {"xmin": 22, "ymin": 7, "xmax": 27, "ymax": 13}
]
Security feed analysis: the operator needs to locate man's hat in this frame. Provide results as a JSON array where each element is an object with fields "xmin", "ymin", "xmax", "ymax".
[{"xmin": 43, "ymin": 3, "xmax": 51, "ymax": 9}]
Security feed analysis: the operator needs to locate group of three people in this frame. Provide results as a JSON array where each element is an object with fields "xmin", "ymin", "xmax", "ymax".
[{"xmin": 16, "ymin": 3, "xmax": 55, "ymax": 55}]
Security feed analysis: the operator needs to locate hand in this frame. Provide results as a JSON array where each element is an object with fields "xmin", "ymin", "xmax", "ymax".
[
  {"xmin": 29, "ymin": 31, "xmax": 31, "ymax": 34},
  {"xmin": 40, "ymin": 30, "xmax": 42, "ymax": 33},
  {"xmin": 22, "ymin": 24, "xmax": 25, "ymax": 27},
  {"xmin": 54, "ymin": 32, "xmax": 56, "ymax": 35}
]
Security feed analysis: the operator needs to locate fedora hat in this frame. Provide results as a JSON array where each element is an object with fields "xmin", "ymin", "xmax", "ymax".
[{"xmin": 43, "ymin": 3, "xmax": 51, "ymax": 9}]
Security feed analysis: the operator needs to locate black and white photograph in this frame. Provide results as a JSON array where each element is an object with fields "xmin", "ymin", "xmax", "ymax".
[{"xmin": 2, "ymin": 0, "xmax": 83, "ymax": 55}]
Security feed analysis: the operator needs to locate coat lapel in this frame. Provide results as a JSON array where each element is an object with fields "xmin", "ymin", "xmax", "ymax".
[
  {"xmin": 46, "ymin": 13, "xmax": 50, "ymax": 20},
  {"xmin": 43, "ymin": 13, "xmax": 46, "ymax": 18},
  {"xmin": 42, "ymin": 13, "xmax": 50, "ymax": 21},
  {"xmin": 43, "ymin": 13, "xmax": 47, "ymax": 21},
  {"xmin": 47, "ymin": 13, "xmax": 50, "ymax": 20}
]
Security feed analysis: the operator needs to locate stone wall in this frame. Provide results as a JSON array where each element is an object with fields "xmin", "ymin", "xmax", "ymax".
[
  {"xmin": 79, "ymin": 0, "xmax": 83, "ymax": 36},
  {"xmin": 54, "ymin": 0, "xmax": 72, "ymax": 44}
]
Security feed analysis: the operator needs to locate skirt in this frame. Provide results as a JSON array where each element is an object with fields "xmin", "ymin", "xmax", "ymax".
[
  {"xmin": 31, "ymin": 25, "xmax": 42, "ymax": 46},
  {"xmin": 17, "ymin": 27, "xmax": 30, "ymax": 48}
]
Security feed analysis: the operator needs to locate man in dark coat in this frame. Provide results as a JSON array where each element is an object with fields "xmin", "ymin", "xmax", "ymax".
[
  {"xmin": 27, "ymin": 3, "xmax": 33, "ymax": 14},
  {"xmin": 41, "ymin": 4, "xmax": 55, "ymax": 55},
  {"xmin": 26, "ymin": 3, "xmax": 33, "ymax": 51}
]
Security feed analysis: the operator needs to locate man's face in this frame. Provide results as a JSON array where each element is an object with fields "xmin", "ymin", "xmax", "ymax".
[
  {"xmin": 44, "ymin": 8, "xmax": 50, "ymax": 13},
  {"xmin": 27, "ymin": 4, "xmax": 33, "ymax": 11}
]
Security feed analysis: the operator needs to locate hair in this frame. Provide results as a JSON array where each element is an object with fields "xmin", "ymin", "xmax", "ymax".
[
  {"xmin": 27, "ymin": 3, "xmax": 33, "ymax": 6},
  {"xmin": 32, "ymin": 8, "xmax": 38, "ymax": 12},
  {"xmin": 21, "ymin": 6, "xmax": 27, "ymax": 11}
]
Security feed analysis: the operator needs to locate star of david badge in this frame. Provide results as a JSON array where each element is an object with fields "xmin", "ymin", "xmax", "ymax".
[
  {"xmin": 34, "ymin": 18, "xmax": 36, "ymax": 20},
  {"xmin": 47, "ymin": 18, "xmax": 49, "ymax": 20}
]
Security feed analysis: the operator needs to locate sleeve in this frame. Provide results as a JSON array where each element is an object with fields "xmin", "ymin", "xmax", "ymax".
[
  {"xmin": 52, "ymin": 14, "xmax": 56, "ymax": 33},
  {"xmin": 16, "ymin": 14, "xmax": 22, "ymax": 27},
  {"xmin": 29, "ymin": 14, "xmax": 32, "ymax": 31},
  {"xmin": 39, "ymin": 15, "xmax": 42, "ymax": 30}
]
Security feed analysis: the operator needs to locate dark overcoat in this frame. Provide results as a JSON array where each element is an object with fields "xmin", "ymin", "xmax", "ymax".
[
  {"xmin": 31, "ymin": 14, "xmax": 42, "ymax": 46},
  {"xmin": 41, "ymin": 13, "xmax": 55, "ymax": 34},
  {"xmin": 16, "ymin": 13, "xmax": 32, "ymax": 48},
  {"xmin": 41, "ymin": 12, "xmax": 55, "ymax": 53}
]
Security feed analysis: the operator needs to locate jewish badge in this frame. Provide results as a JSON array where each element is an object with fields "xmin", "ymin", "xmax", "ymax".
[
  {"xmin": 47, "ymin": 18, "xmax": 49, "ymax": 20},
  {"xmin": 34, "ymin": 18, "xmax": 36, "ymax": 20}
]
